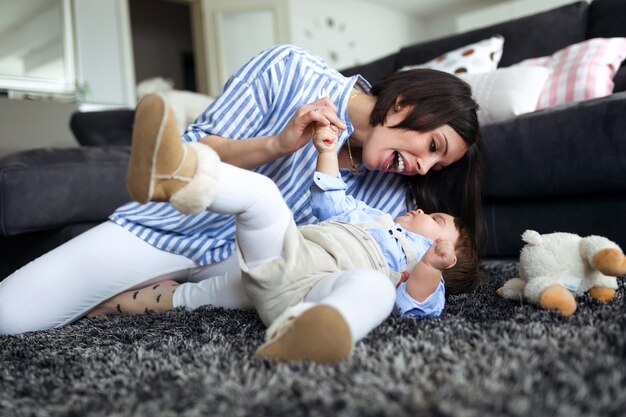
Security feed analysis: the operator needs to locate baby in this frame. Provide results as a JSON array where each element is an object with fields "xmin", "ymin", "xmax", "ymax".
[
  {"xmin": 310, "ymin": 122, "xmax": 478, "ymax": 319},
  {"xmin": 124, "ymin": 95, "xmax": 480, "ymax": 363}
]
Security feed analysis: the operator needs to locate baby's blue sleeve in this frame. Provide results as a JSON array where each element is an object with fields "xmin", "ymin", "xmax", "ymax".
[
  {"xmin": 310, "ymin": 172, "xmax": 358, "ymax": 220},
  {"xmin": 393, "ymin": 280, "xmax": 445, "ymax": 318}
]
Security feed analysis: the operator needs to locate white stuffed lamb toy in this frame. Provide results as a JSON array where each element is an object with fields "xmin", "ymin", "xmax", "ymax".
[{"xmin": 497, "ymin": 230, "xmax": 626, "ymax": 316}]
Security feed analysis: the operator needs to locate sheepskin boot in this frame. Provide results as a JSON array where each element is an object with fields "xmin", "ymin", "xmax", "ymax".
[
  {"xmin": 127, "ymin": 93, "xmax": 220, "ymax": 214},
  {"xmin": 255, "ymin": 303, "xmax": 353, "ymax": 364}
]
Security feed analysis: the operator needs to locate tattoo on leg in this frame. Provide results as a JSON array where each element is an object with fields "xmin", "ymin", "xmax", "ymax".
[
  {"xmin": 132, "ymin": 291, "xmax": 139, "ymax": 300},
  {"xmin": 116, "ymin": 304, "xmax": 122, "ymax": 314},
  {"xmin": 153, "ymin": 284, "xmax": 160, "ymax": 290},
  {"xmin": 156, "ymin": 294, "xmax": 162, "ymax": 303}
]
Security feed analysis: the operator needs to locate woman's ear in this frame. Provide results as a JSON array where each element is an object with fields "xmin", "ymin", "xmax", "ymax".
[{"xmin": 394, "ymin": 96, "xmax": 403, "ymax": 112}]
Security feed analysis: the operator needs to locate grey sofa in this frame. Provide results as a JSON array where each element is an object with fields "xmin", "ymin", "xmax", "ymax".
[{"xmin": 1, "ymin": 0, "xmax": 625, "ymax": 279}]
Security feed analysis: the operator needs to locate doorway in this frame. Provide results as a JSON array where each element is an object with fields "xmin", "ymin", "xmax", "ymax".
[{"xmin": 128, "ymin": 0, "xmax": 197, "ymax": 92}]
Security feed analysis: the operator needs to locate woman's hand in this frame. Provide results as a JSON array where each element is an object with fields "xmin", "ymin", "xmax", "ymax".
[
  {"xmin": 201, "ymin": 94, "xmax": 346, "ymax": 170},
  {"xmin": 273, "ymin": 96, "xmax": 346, "ymax": 157}
]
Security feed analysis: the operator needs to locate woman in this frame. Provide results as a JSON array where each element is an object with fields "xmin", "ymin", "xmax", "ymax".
[{"xmin": 0, "ymin": 45, "xmax": 480, "ymax": 335}]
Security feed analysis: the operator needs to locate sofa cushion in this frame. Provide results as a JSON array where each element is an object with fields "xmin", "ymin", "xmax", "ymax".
[
  {"xmin": 514, "ymin": 37, "xmax": 626, "ymax": 109},
  {"xmin": 587, "ymin": 0, "xmax": 626, "ymax": 39},
  {"xmin": 400, "ymin": 35, "xmax": 504, "ymax": 75},
  {"xmin": 614, "ymin": 66, "xmax": 626, "ymax": 92},
  {"xmin": 0, "ymin": 223, "xmax": 98, "ymax": 279},
  {"xmin": 70, "ymin": 109, "xmax": 134, "ymax": 147},
  {"xmin": 0, "ymin": 146, "xmax": 130, "ymax": 236},
  {"xmin": 458, "ymin": 66, "xmax": 551, "ymax": 124},
  {"xmin": 482, "ymin": 91, "xmax": 626, "ymax": 199},
  {"xmin": 340, "ymin": 53, "xmax": 398, "ymax": 84},
  {"xmin": 396, "ymin": 1, "xmax": 589, "ymax": 69},
  {"xmin": 588, "ymin": 0, "xmax": 626, "ymax": 92},
  {"xmin": 483, "ymin": 197, "xmax": 626, "ymax": 257}
]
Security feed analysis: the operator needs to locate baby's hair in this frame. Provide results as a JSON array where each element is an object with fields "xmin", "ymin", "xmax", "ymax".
[{"xmin": 443, "ymin": 216, "xmax": 481, "ymax": 295}]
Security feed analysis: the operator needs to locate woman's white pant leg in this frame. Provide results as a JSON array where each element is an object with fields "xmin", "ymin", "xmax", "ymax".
[
  {"xmin": 0, "ymin": 221, "xmax": 196, "ymax": 335},
  {"xmin": 304, "ymin": 269, "xmax": 396, "ymax": 343}
]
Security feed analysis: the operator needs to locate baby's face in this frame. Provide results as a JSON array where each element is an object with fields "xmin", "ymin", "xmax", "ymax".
[{"xmin": 394, "ymin": 209, "xmax": 459, "ymax": 244}]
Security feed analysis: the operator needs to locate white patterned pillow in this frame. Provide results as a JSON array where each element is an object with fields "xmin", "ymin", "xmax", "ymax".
[
  {"xmin": 513, "ymin": 37, "xmax": 626, "ymax": 109},
  {"xmin": 401, "ymin": 35, "xmax": 504, "ymax": 75},
  {"xmin": 458, "ymin": 66, "xmax": 552, "ymax": 125}
]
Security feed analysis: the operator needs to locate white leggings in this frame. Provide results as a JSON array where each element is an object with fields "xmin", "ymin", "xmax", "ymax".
[
  {"xmin": 0, "ymin": 221, "xmax": 245, "ymax": 334},
  {"xmin": 0, "ymin": 160, "xmax": 395, "ymax": 341}
]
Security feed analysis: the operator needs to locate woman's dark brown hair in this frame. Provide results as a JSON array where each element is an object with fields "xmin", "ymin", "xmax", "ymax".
[{"xmin": 370, "ymin": 68, "xmax": 483, "ymax": 250}]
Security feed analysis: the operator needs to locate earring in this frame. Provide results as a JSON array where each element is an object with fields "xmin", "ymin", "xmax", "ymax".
[{"xmin": 395, "ymin": 104, "xmax": 402, "ymax": 112}]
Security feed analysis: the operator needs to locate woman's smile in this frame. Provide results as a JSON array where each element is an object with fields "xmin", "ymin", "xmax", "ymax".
[{"xmin": 383, "ymin": 151, "xmax": 407, "ymax": 174}]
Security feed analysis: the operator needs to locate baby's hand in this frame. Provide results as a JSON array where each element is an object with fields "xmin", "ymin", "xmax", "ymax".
[
  {"xmin": 422, "ymin": 240, "xmax": 457, "ymax": 271},
  {"xmin": 313, "ymin": 124, "xmax": 339, "ymax": 154}
]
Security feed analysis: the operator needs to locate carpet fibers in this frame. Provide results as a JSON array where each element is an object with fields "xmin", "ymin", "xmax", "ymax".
[{"xmin": 1, "ymin": 261, "xmax": 625, "ymax": 417}]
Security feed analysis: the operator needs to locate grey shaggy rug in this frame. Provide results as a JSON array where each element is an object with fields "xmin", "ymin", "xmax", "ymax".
[{"xmin": 1, "ymin": 261, "xmax": 625, "ymax": 417}]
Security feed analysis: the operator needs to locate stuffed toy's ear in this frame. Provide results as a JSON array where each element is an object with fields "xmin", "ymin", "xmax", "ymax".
[{"xmin": 521, "ymin": 230, "xmax": 542, "ymax": 245}]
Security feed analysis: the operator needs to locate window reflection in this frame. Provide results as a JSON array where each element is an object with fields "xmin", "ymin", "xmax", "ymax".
[{"xmin": 0, "ymin": 0, "xmax": 75, "ymax": 95}]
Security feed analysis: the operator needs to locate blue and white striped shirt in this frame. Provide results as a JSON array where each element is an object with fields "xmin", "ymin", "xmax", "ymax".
[{"xmin": 110, "ymin": 45, "xmax": 411, "ymax": 265}]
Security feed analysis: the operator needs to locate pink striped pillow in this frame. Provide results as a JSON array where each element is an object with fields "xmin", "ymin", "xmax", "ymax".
[{"xmin": 513, "ymin": 38, "xmax": 626, "ymax": 109}]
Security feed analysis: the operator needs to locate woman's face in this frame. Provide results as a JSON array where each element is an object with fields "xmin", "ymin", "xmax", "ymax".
[{"xmin": 361, "ymin": 107, "xmax": 468, "ymax": 176}]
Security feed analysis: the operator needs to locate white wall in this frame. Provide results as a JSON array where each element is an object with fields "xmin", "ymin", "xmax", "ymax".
[
  {"xmin": 0, "ymin": 0, "xmax": 588, "ymax": 157},
  {"xmin": 0, "ymin": 0, "xmax": 134, "ymax": 157},
  {"xmin": 199, "ymin": 0, "xmax": 418, "ymax": 96},
  {"xmin": 198, "ymin": 0, "xmax": 292, "ymax": 96},
  {"xmin": 220, "ymin": 8, "xmax": 278, "ymax": 80},
  {"xmin": 418, "ymin": 0, "xmax": 503, "ymax": 42},
  {"xmin": 288, "ymin": 0, "xmax": 418, "ymax": 68},
  {"xmin": 73, "ymin": 0, "xmax": 135, "ymax": 109}
]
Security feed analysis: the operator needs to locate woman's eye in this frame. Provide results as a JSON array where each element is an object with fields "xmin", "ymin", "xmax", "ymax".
[{"xmin": 430, "ymin": 139, "xmax": 437, "ymax": 152}]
